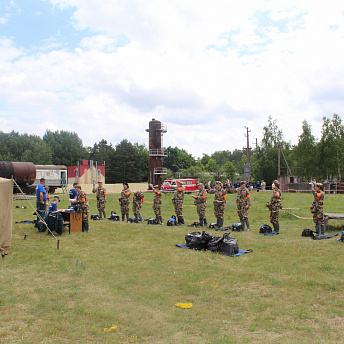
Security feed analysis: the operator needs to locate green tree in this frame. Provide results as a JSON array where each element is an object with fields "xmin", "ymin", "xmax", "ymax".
[
  {"xmin": 21, "ymin": 141, "xmax": 53, "ymax": 164},
  {"xmin": 164, "ymin": 147, "xmax": 196, "ymax": 172},
  {"xmin": 292, "ymin": 120, "xmax": 317, "ymax": 180},
  {"xmin": 110, "ymin": 140, "xmax": 148, "ymax": 183},
  {"xmin": 252, "ymin": 116, "xmax": 290, "ymax": 185},
  {"xmin": 222, "ymin": 161, "xmax": 236, "ymax": 180},
  {"xmin": 43, "ymin": 130, "xmax": 88, "ymax": 166},
  {"xmin": 318, "ymin": 114, "xmax": 344, "ymax": 180}
]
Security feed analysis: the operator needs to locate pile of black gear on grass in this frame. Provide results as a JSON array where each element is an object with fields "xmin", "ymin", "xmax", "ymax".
[{"xmin": 185, "ymin": 231, "xmax": 239, "ymax": 256}]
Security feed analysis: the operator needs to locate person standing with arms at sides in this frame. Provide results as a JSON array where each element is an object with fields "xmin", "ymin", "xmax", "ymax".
[
  {"xmin": 119, "ymin": 182, "xmax": 131, "ymax": 222},
  {"xmin": 74, "ymin": 184, "xmax": 90, "ymax": 232},
  {"xmin": 172, "ymin": 180, "xmax": 185, "ymax": 225},
  {"xmin": 213, "ymin": 181, "xmax": 226, "ymax": 228},
  {"xmin": 92, "ymin": 180, "xmax": 107, "ymax": 219},
  {"xmin": 236, "ymin": 180, "xmax": 251, "ymax": 230},
  {"xmin": 261, "ymin": 180, "xmax": 266, "ymax": 192},
  {"xmin": 310, "ymin": 182, "xmax": 325, "ymax": 235},
  {"xmin": 266, "ymin": 180, "xmax": 282, "ymax": 233},
  {"xmin": 36, "ymin": 178, "xmax": 47, "ymax": 211},
  {"xmin": 151, "ymin": 184, "xmax": 163, "ymax": 224},
  {"xmin": 192, "ymin": 183, "xmax": 208, "ymax": 227}
]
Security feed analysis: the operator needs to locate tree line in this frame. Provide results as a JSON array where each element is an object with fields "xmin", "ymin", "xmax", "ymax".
[{"xmin": 0, "ymin": 113, "xmax": 343, "ymax": 184}]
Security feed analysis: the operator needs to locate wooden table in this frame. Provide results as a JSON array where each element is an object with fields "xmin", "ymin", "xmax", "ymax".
[
  {"xmin": 60, "ymin": 210, "xmax": 82, "ymax": 233},
  {"xmin": 324, "ymin": 213, "xmax": 344, "ymax": 229}
]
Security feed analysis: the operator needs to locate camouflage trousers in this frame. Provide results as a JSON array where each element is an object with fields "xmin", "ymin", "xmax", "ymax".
[
  {"xmin": 133, "ymin": 203, "xmax": 142, "ymax": 217},
  {"xmin": 174, "ymin": 201, "xmax": 183, "ymax": 217},
  {"xmin": 97, "ymin": 200, "xmax": 106, "ymax": 212},
  {"xmin": 313, "ymin": 207, "xmax": 324, "ymax": 226},
  {"xmin": 270, "ymin": 210, "xmax": 279, "ymax": 225},
  {"xmin": 81, "ymin": 206, "xmax": 89, "ymax": 223},
  {"xmin": 237, "ymin": 205, "xmax": 248, "ymax": 221},
  {"xmin": 196, "ymin": 203, "xmax": 206, "ymax": 219},
  {"xmin": 214, "ymin": 204, "xmax": 225, "ymax": 220},
  {"xmin": 153, "ymin": 203, "xmax": 161, "ymax": 217},
  {"xmin": 121, "ymin": 203, "xmax": 129, "ymax": 216}
]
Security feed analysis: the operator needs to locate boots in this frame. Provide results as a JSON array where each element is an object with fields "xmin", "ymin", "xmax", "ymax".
[
  {"xmin": 320, "ymin": 225, "xmax": 325, "ymax": 235},
  {"xmin": 103, "ymin": 211, "xmax": 106, "ymax": 219},
  {"xmin": 82, "ymin": 222, "xmax": 89, "ymax": 233},
  {"xmin": 159, "ymin": 216, "xmax": 163, "ymax": 225},
  {"xmin": 126, "ymin": 214, "xmax": 129, "ymax": 223},
  {"xmin": 204, "ymin": 218, "xmax": 208, "ymax": 227},
  {"xmin": 199, "ymin": 218, "xmax": 203, "ymax": 227},
  {"xmin": 245, "ymin": 220, "xmax": 250, "ymax": 231},
  {"xmin": 122, "ymin": 214, "xmax": 125, "ymax": 221},
  {"xmin": 99, "ymin": 213, "xmax": 102, "ymax": 219},
  {"xmin": 139, "ymin": 214, "xmax": 144, "ymax": 223},
  {"xmin": 178, "ymin": 216, "xmax": 184, "ymax": 225},
  {"xmin": 273, "ymin": 223, "xmax": 279, "ymax": 233},
  {"xmin": 241, "ymin": 221, "xmax": 245, "ymax": 230},
  {"xmin": 315, "ymin": 225, "xmax": 320, "ymax": 235},
  {"xmin": 156, "ymin": 215, "xmax": 159, "ymax": 224},
  {"xmin": 218, "ymin": 218, "xmax": 223, "ymax": 228}
]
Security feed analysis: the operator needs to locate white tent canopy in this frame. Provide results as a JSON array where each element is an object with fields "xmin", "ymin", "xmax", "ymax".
[{"xmin": 0, "ymin": 177, "xmax": 13, "ymax": 248}]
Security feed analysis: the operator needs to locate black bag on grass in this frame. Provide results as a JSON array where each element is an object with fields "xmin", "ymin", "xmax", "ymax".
[
  {"xmin": 36, "ymin": 209, "xmax": 47, "ymax": 232},
  {"xmin": 167, "ymin": 215, "xmax": 177, "ymax": 226},
  {"xmin": 46, "ymin": 212, "xmax": 64, "ymax": 235},
  {"xmin": 91, "ymin": 214, "xmax": 100, "ymax": 220},
  {"xmin": 260, "ymin": 224, "xmax": 272, "ymax": 234},
  {"xmin": 219, "ymin": 233, "xmax": 239, "ymax": 256},
  {"xmin": 185, "ymin": 231, "xmax": 213, "ymax": 250},
  {"xmin": 109, "ymin": 211, "xmax": 120, "ymax": 221},
  {"xmin": 302, "ymin": 228, "xmax": 314, "ymax": 237},
  {"xmin": 207, "ymin": 236, "xmax": 223, "ymax": 253},
  {"xmin": 232, "ymin": 223, "xmax": 244, "ymax": 232}
]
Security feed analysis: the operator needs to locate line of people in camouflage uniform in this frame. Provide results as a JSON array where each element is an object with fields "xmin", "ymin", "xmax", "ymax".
[{"xmin": 79, "ymin": 179, "xmax": 327, "ymax": 236}]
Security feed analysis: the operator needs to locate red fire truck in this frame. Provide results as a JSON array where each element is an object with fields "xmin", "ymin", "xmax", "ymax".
[{"xmin": 161, "ymin": 178, "xmax": 199, "ymax": 193}]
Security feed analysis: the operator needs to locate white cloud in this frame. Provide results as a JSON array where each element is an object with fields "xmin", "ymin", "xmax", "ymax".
[{"xmin": 1, "ymin": 0, "xmax": 344, "ymax": 157}]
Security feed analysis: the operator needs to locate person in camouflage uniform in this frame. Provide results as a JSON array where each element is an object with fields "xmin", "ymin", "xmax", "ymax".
[
  {"xmin": 192, "ymin": 182, "xmax": 207, "ymax": 226},
  {"xmin": 133, "ymin": 190, "xmax": 144, "ymax": 222},
  {"xmin": 152, "ymin": 184, "xmax": 163, "ymax": 224},
  {"xmin": 310, "ymin": 182, "xmax": 325, "ymax": 235},
  {"xmin": 92, "ymin": 181, "xmax": 107, "ymax": 219},
  {"xmin": 266, "ymin": 179, "xmax": 282, "ymax": 233},
  {"xmin": 75, "ymin": 184, "xmax": 90, "ymax": 232},
  {"xmin": 119, "ymin": 182, "xmax": 131, "ymax": 222},
  {"xmin": 213, "ymin": 181, "xmax": 226, "ymax": 228},
  {"xmin": 172, "ymin": 180, "xmax": 185, "ymax": 225},
  {"xmin": 236, "ymin": 181, "xmax": 251, "ymax": 230}
]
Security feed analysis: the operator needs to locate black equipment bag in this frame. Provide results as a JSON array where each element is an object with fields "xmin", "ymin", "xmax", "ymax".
[
  {"xmin": 207, "ymin": 236, "xmax": 223, "ymax": 253},
  {"xmin": 167, "ymin": 215, "xmax": 177, "ymax": 226},
  {"xmin": 36, "ymin": 209, "xmax": 47, "ymax": 232},
  {"xmin": 208, "ymin": 223, "xmax": 217, "ymax": 229},
  {"xmin": 188, "ymin": 222, "xmax": 200, "ymax": 227},
  {"xmin": 109, "ymin": 211, "xmax": 120, "ymax": 221},
  {"xmin": 232, "ymin": 223, "xmax": 244, "ymax": 232},
  {"xmin": 260, "ymin": 224, "xmax": 272, "ymax": 234},
  {"xmin": 129, "ymin": 217, "xmax": 139, "ymax": 223},
  {"xmin": 185, "ymin": 231, "xmax": 213, "ymax": 250},
  {"xmin": 219, "ymin": 233, "xmax": 239, "ymax": 256},
  {"xmin": 91, "ymin": 214, "xmax": 100, "ymax": 220},
  {"xmin": 46, "ymin": 212, "xmax": 64, "ymax": 235},
  {"xmin": 302, "ymin": 228, "xmax": 314, "ymax": 237}
]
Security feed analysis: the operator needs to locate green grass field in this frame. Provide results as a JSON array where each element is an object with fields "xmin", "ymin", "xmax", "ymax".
[{"xmin": 2, "ymin": 190, "xmax": 344, "ymax": 344}]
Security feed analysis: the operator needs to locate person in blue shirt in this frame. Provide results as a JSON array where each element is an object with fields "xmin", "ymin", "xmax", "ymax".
[
  {"xmin": 36, "ymin": 178, "xmax": 47, "ymax": 211},
  {"xmin": 49, "ymin": 196, "xmax": 60, "ymax": 212},
  {"xmin": 69, "ymin": 182, "xmax": 78, "ymax": 206}
]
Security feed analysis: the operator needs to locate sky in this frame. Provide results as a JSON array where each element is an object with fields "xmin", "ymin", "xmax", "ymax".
[{"xmin": 1, "ymin": 0, "xmax": 344, "ymax": 158}]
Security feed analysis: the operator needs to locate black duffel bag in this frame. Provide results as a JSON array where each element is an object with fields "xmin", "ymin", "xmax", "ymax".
[
  {"xmin": 207, "ymin": 236, "xmax": 223, "ymax": 253},
  {"xmin": 219, "ymin": 233, "xmax": 239, "ymax": 256},
  {"xmin": 185, "ymin": 231, "xmax": 213, "ymax": 250}
]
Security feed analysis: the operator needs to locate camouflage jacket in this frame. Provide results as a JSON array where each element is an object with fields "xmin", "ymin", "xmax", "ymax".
[
  {"xmin": 172, "ymin": 186, "xmax": 185, "ymax": 202},
  {"xmin": 119, "ymin": 188, "xmax": 131, "ymax": 205},
  {"xmin": 213, "ymin": 189, "xmax": 226, "ymax": 206},
  {"xmin": 93, "ymin": 185, "xmax": 106, "ymax": 201},
  {"xmin": 194, "ymin": 189, "xmax": 207, "ymax": 205},
  {"xmin": 236, "ymin": 187, "xmax": 251, "ymax": 207},
  {"xmin": 266, "ymin": 188, "xmax": 282, "ymax": 210}
]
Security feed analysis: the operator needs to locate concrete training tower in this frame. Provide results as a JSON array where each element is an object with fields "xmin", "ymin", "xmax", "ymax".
[{"xmin": 146, "ymin": 118, "xmax": 167, "ymax": 187}]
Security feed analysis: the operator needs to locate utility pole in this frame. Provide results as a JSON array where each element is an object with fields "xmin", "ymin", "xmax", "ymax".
[{"xmin": 243, "ymin": 127, "xmax": 251, "ymax": 182}]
